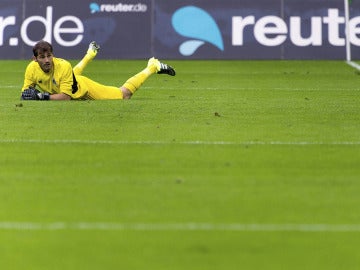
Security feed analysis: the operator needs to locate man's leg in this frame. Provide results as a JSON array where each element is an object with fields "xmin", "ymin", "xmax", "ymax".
[
  {"xmin": 121, "ymin": 57, "xmax": 176, "ymax": 99},
  {"xmin": 73, "ymin": 41, "xmax": 100, "ymax": 76}
]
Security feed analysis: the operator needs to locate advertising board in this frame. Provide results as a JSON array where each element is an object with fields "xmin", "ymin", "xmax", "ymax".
[
  {"xmin": 1, "ymin": 0, "xmax": 360, "ymax": 59},
  {"xmin": 154, "ymin": 0, "xmax": 360, "ymax": 59},
  {"xmin": 0, "ymin": 0, "xmax": 151, "ymax": 59}
]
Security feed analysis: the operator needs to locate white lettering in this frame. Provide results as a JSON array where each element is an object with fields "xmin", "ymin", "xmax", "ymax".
[
  {"xmin": 53, "ymin": 16, "xmax": 83, "ymax": 46},
  {"xmin": 349, "ymin": 17, "xmax": 360, "ymax": 46},
  {"xmin": 290, "ymin": 17, "xmax": 322, "ymax": 46},
  {"xmin": 21, "ymin": 6, "xmax": 53, "ymax": 45},
  {"xmin": 232, "ymin": 8, "xmax": 351, "ymax": 47},
  {"xmin": 254, "ymin": 16, "xmax": 287, "ymax": 46},
  {"xmin": 0, "ymin": 16, "xmax": 16, "ymax": 46},
  {"xmin": 232, "ymin": 16, "xmax": 255, "ymax": 45},
  {"xmin": 19, "ymin": 6, "xmax": 83, "ymax": 46},
  {"xmin": 323, "ymin": 8, "xmax": 345, "ymax": 46},
  {"xmin": 100, "ymin": 3, "xmax": 147, "ymax": 12}
]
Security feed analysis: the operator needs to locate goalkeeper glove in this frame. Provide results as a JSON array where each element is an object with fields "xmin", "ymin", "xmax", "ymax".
[
  {"xmin": 21, "ymin": 88, "xmax": 50, "ymax": 100},
  {"xmin": 36, "ymin": 92, "xmax": 50, "ymax": 100}
]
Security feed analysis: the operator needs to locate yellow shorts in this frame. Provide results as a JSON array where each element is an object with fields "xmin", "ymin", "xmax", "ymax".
[{"xmin": 75, "ymin": 75, "xmax": 123, "ymax": 100}]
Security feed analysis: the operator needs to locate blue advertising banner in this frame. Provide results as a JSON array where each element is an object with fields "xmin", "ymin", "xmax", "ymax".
[
  {"xmin": 1, "ymin": 0, "xmax": 360, "ymax": 59},
  {"xmin": 154, "ymin": 0, "xmax": 358, "ymax": 59},
  {"xmin": 154, "ymin": 0, "xmax": 284, "ymax": 59},
  {"xmin": 0, "ymin": 0, "xmax": 151, "ymax": 59}
]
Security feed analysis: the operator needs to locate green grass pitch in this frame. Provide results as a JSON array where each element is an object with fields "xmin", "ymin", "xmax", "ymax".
[{"xmin": 1, "ymin": 59, "xmax": 360, "ymax": 269}]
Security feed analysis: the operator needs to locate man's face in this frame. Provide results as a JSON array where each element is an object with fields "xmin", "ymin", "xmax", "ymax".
[{"xmin": 34, "ymin": 51, "xmax": 53, "ymax": 73}]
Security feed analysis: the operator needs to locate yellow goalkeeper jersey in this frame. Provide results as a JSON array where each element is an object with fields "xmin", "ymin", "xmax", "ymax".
[
  {"xmin": 22, "ymin": 57, "xmax": 85, "ymax": 98},
  {"xmin": 22, "ymin": 57, "xmax": 123, "ymax": 100}
]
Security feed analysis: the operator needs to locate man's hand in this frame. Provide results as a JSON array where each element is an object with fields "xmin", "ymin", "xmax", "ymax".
[{"xmin": 21, "ymin": 88, "xmax": 50, "ymax": 100}]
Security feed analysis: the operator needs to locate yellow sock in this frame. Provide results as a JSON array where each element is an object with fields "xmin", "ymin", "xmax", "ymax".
[
  {"xmin": 73, "ymin": 52, "xmax": 95, "ymax": 75},
  {"xmin": 122, "ymin": 67, "xmax": 154, "ymax": 93}
]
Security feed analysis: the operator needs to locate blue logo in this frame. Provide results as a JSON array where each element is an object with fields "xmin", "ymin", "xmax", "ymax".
[
  {"xmin": 172, "ymin": 6, "xmax": 224, "ymax": 56},
  {"xmin": 90, "ymin": 2, "xmax": 100, "ymax": 14}
]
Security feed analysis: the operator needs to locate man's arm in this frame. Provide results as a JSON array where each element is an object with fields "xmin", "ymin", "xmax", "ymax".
[
  {"xmin": 49, "ymin": 93, "xmax": 71, "ymax": 100},
  {"xmin": 21, "ymin": 88, "xmax": 71, "ymax": 100}
]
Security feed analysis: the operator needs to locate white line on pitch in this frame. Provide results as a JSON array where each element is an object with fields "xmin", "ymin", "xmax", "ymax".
[
  {"xmin": 346, "ymin": 60, "xmax": 360, "ymax": 71},
  {"xmin": 5, "ymin": 85, "xmax": 358, "ymax": 91},
  {"xmin": 1, "ymin": 139, "xmax": 360, "ymax": 146},
  {"xmin": 142, "ymin": 86, "xmax": 359, "ymax": 91},
  {"xmin": 0, "ymin": 222, "xmax": 360, "ymax": 232}
]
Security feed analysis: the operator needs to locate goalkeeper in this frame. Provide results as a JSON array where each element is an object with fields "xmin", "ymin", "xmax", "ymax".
[{"xmin": 21, "ymin": 40, "xmax": 176, "ymax": 100}]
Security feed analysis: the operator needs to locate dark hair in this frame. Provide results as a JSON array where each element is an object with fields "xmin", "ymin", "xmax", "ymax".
[{"xmin": 32, "ymin": 40, "xmax": 53, "ymax": 57}]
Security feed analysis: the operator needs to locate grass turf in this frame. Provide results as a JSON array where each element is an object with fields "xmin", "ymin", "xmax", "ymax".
[{"xmin": 1, "ymin": 59, "xmax": 360, "ymax": 269}]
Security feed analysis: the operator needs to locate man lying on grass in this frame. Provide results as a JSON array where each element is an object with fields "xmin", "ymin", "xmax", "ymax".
[{"xmin": 21, "ymin": 40, "xmax": 175, "ymax": 101}]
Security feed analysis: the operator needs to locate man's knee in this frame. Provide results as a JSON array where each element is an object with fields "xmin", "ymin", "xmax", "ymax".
[{"xmin": 121, "ymin": 87, "xmax": 133, "ymax": 99}]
